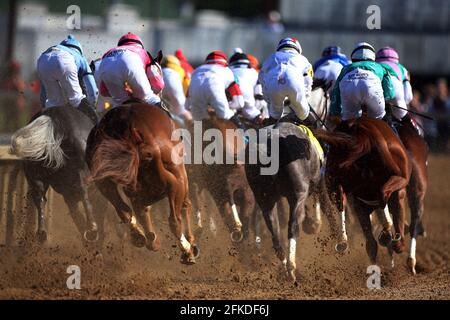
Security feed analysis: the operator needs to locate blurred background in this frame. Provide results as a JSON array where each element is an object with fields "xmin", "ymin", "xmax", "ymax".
[{"xmin": 0, "ymin": 0, "xmax": 449, "ymax": 151}]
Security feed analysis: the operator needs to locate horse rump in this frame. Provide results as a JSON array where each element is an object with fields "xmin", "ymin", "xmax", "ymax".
[
  {"xmin": 10, "ymin": 114, "xmax": 65, "ymax": 169},
  {"xmin": 88, "ymin": 132, "xmax": 140, "ymax": 190},
  {"xmin": 315, "ymin": 119, "xmax": 398, "ymax": 171}
]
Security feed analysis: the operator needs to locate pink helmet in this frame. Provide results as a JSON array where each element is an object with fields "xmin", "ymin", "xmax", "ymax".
[
  {"xmin": 118, "ymin": 32, "xmax": 144, "ymax": 48},
  {"xmin": 376, "ymin": 47, "xmax": 399, "ymax": 63}
]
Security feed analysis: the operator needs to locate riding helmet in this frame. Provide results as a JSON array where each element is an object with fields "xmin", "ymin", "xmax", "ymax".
[
  {"xmin": 205, "ymin": 51, "xmax": 228, "ymax": 66},
  {"xmin": 60, "ymin": 35, "xmax": 83, "ymax": 55},
  {"xmin": 322, "ymin": 45, "xmax": 342, "ymax": 57},
  {"xmin": 229, "ymin": 52, "xmax": 250, "ymax": 67},
  {"xmin": 375, "ymin": 46, "xmax": 399, "ymax": 63},
  {"xmin": 277, "ymin": 37, "xmax": 302, "ymax": 54},
  {"xmin": 351, "ymin": 42, "xmax": 376, "ymax": 61},
  {"xmin": 117, "ymin": 32, "xmax": 144, "ymax": 48}
]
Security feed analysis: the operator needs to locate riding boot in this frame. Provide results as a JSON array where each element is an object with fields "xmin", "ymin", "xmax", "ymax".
[
  {"xmin": 78, "ymin": 98, "xmax": 99, "ymax": 124},
  {"xmin": 301, "ymin": 112, "xmax": 318, "ymax": 129},
  {"xmin": 230, "ymin": 113, "xmax": 246, "ymax": 130},
  {"xmin": 401, "ymin": 114, "xmax": 423, "ymax": 137},
  {"xmin": 382, "ymin": 113, "xmax": 399, "ymax": 136},
  {"xmin": 155, "ymin": 100, "xmax": 173, "ymax": 118}
]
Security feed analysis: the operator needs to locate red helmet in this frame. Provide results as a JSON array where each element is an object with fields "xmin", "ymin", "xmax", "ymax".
[
  {"xmin": 117, "ymin": 32, "xmax": 144, "ymax": 48},
  {"xmin": 205, "ymin": 51, "xmax": 228, "ymax": 66}
]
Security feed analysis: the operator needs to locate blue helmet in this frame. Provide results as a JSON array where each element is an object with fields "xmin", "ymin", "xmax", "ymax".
[
  {"xmin": 60, "ymin": 35, "xmax": 83, "ymax": 55},
  {"xmin": 322, "ymin": 46, "xmax": 342, "ymax": 57}
]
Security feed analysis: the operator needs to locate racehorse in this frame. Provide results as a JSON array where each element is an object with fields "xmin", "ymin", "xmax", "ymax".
[
  {"xmin": 86, "ymin": 102, "xmax": 199, "ymax": 264},
  {"xmin": 315, "ymin": 117, "xmax": 412, "ymax": 267},
  {"xmin": 10, "ymin": 106, "xmax": 99, "ymax": 243},
  {"xmin": 245, "ymin": 119, "xmax": 338, "ymax": 282},
  {"xmin": 397, "ymin": 118, "xmax": 429, "ymax": 274},
  {"xmin": 186, "ymin": 114, "xmax": 256, "ymax": 244}
]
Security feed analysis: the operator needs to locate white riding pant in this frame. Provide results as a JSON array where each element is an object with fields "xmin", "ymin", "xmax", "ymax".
[
  {"xmin": 37, "ymin": 48, "xmax": 85, "ymax": 108},
  {"xmin": 188, "ymin": 78, "xmax": 235, "ymax": 120},
  {"xmin": 263, "ymin": 68, "xmax": 309, "ymax": 120},
  {"xmin": 98, "ymin": 49, "xmax": 160, "ymax": 107},
  {"xmin": 389, "ymin": 75, "xmax": 408, "ymax": 120},
  {"xmin": 162, "ymin": 68, "xmax": 186, "ymax": 116},
  {"xmin": 339, "ymin": 68, "xmax": 385, "ymax": 121}
]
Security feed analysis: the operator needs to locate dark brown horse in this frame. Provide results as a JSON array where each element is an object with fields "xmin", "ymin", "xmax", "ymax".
[
  {"xmin": 316, "ymin": 117, "xmax": 412, "ymax": 267},
  {"xmin": 186, "ymin": 114, "xmax": 256, "ymax": 244},
  {"xmin": 397, "ymin": 119, "xmax": 429, "ymax": 274},
  {"xmin": 86, "ymin": 102, "xmax": 198, "ymax": 264}
]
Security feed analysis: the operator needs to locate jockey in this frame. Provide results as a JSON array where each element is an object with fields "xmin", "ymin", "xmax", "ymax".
[
  {"xmin": 175, "ymin": 49, "xmax": 193, "ymax": 95},
  {"xmin": 228, "ymin": 52, "xmax": 265, "ymax": 121},
  {"xmin": 375, "ymin": 47, "xmax": 419, "ymax": 133},
  {"xmin": 313, "ymin": 46, "xmax": 350, "ymax": 71},
  {"xmin": 161, "ymin": 55, "xmax": 192, "ymax": 122},
  {"xmin": 186, "ymin": 50, "xmax": 244, "ymax": 127},
  {"xmin": 259, "ymin": 37, "xmax": 316, "ymax": 124},
  {"xmin": 37, "ymin": 35, "xmax": 98, "ymax": 121},
  {"xmin": 97, "ymin": 32, "xmax": 164, "ymax": 107},
  {"xmin": 313, "ymin": 46, "xmax": 350, "ymax": 94},
  {"xmin": 330, "ymin": 42, "xmax": 396, "ymax": 123}
]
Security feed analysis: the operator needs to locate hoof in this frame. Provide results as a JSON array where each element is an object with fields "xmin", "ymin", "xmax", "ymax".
[
  {"xmin": 335, "ymin": 241, "xmax": 348, "ymax": 253},
  {"xmin": 230, "ymin": 230, "xmax": 244, "ymax": 243},
  {"xmin": 37, "ymin": 230, "xmax": 48, "ymax": 243},
  {"xmin": 407, "ymin": 257, "xmax": 417, "ymax": 275},
  {"xmin": 192, "ymin": 244, "xmax": 200, "ymax": 259},
  {"xmin": 83, "ymin": 229, "xmax": 99, "ymax": 242},
  {"xmin": 145, "ymin": 232, "xmax": 161, "ymax": 251},
  {"xmin": 287, "ymin": 270, "xmax": 296, "ymax": 283},
  {"xmin": 302, "ymin": 218, "xmax": 321, "ymax": 235},
  {"xmin": 391, "ymin": 234, "xmax": 405, "ymax": 254},
  {"xmin": 180, "ymin": 252, "xmax": 196, "ymax": 265},
  {"xmin": 378, "ymin": 230, "xmax": 393, "ymax": 247},
  {"xmin": 130, "ymin": 228, "xmax": 146, "ymax": 248}
]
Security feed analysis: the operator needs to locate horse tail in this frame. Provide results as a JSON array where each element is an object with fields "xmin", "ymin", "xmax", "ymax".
[
  {"xmin": 314, "ymin": 129, "xmax": 354, "ymax": 149},
  {"xmin": 357, "ymin": 120, "xmax": 401, "ymax": 175},
  {"xmin": 10, "ymin": 115, "xmax": 65, "ymax": 169},
  {"xmin": 89, "ymin": 132, "xmax": 140, "ymax": 190},
  {"xmin": 315, "ymin": 121, "xmax": 400, "ymax": 172}
]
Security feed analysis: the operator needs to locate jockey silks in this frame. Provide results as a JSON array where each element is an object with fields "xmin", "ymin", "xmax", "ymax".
[
  {"xmin": 187, "ymin": 63, "xmax": 244, "ymax": 120},
  {"xmin": 38, "ymin": 44, "xmax": 98, "ymax": 108},
  {"xmin": 259, "ymin": 50, "xmax": 313, "ymax": 120},
  {"xmin": 330, "ymin": 60, "xmax": 396, "ymax": 119}
]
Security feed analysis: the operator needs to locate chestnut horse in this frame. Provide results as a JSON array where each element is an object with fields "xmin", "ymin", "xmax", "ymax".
[
  {"xmin": 186, "ymin": 115, "xmax": 256, "ymax": 244},
  {"xmin": 397, "ymin": 119, "xmax": 429, "ymax": 274},
  {"xmin": 86, "ymin": 103, "xmax": 198, "ymax": 264},
  {"xmin": 316, "ymin": 117, "xmax": 412, "ymax": 267}
]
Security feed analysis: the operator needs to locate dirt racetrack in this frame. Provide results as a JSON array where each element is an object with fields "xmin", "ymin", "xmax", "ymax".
[{"xmin": 0, "ymin": 154, "xmax": 448, "ymax": 300}]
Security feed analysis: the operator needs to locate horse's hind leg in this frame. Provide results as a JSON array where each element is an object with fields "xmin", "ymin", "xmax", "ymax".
[
  {"xmin": 407, "ymin": 173, "xmax": 427, "ymax": 275},
  {"xmin": 63, "ymin": 195, "xmax": 89, "ymax": 242},
  {"xmin": 80, "ymin": 184, "xmax": 99, "ymax": 242},
  {"xmin": 286, "ymin": 190, "xmax": 308, "ymax": 283},
  {"xmin": 28, "ymin": 180, "xmax": 49, "ymax": 243},
  {"xmin": 96, "ymin": 179, "xmax": 146, "ymax": 248},
  {"xmin": 351, "ymin": 197, "xmax": 378, "ymax": 265},
  {"xmin": 131, "ymin": 202, "xmax": 160, "ymax": 252},
  {"xmin": 388, "ymin": 189, "xmax": 407, "ymax": 254},
  {"xmin": 261, "ymin": 201, "xmax": 285, "ymax": 268}
]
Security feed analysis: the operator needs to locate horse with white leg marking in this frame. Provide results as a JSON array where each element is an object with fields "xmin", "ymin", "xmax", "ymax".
[
  {"xmin": 10, "ymin": 106, "xmax": 99, "ymax": 244},
  {"xmin": 86, "ymin": 103, "xmax": 198, "ymax": 264},
  {"xmin": 245, "ymin": 121, "xmax": 338, "ymax": 282},
  {"xmin": 316, "ymin": 117, "xmax": 412, "ymax": 268}
]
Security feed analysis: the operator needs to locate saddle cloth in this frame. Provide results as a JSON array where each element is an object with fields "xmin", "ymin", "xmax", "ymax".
[{"xmin": 297, "ymin": 124, "xmax": 324, "ymax": 163}]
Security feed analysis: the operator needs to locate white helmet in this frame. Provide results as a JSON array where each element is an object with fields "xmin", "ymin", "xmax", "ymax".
[
  {"xmin": 277, "ymin": 37, "xmax": 302, "ymax": 54},
  {"xmin": 351, "ymin": 42, "xmax": 376, "ymax": 61}
]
